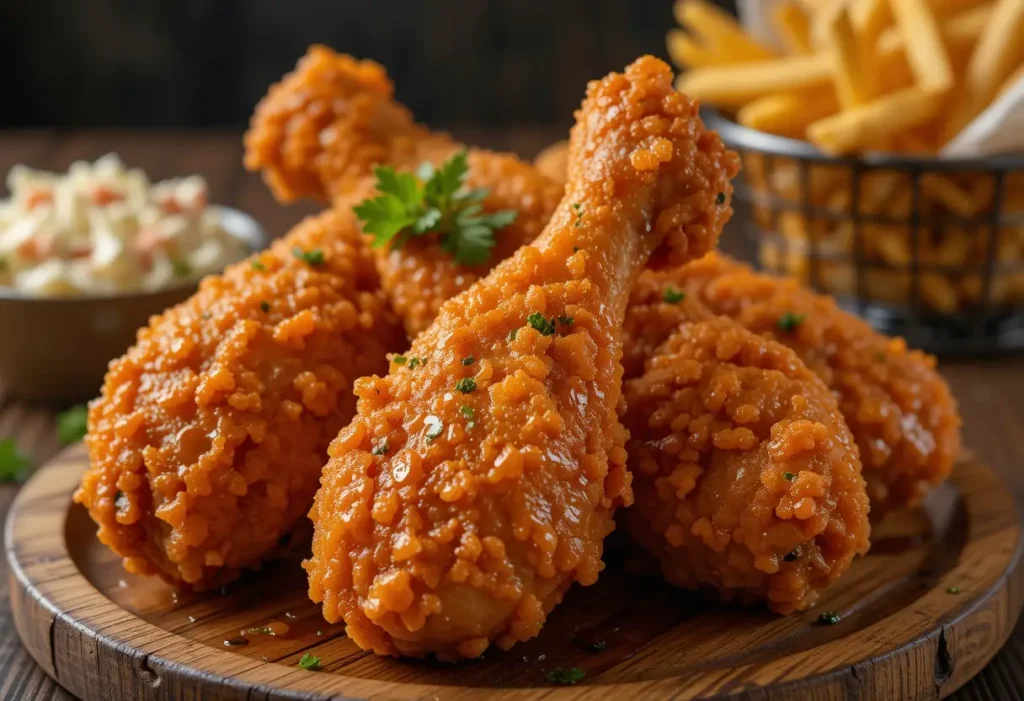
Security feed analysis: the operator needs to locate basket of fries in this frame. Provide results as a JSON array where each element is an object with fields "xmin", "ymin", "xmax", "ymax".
[{"xmin": 669, "ymin": 0, "xmax": 1024, "ymax": 354}]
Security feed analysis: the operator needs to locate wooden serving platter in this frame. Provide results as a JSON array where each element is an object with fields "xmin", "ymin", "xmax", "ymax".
[{"xmin": 5, "ymin": 445, "xmax": 1022, "ymax": 701}]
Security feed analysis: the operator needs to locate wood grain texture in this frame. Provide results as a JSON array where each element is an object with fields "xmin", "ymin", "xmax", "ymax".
[
  {"xmin": 5, "ymin": 445, "xmax": 1021, "ymax": 701},
  {"xmin": 1, "ymin": 131, "xmax": 1024, "ymax": 701}
]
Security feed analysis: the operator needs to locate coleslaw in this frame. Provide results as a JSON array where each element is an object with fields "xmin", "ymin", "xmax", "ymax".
[{"xmin": 0, "ymin": 154, "xmax": 249, "ymax": 296}]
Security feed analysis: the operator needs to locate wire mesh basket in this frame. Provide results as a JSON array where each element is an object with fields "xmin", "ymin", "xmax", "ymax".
[{"xmin": 703, "ymin": 109, "xmax": 1024, "ymax": 356}]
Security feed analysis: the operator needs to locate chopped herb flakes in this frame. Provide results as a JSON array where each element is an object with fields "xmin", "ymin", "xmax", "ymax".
[
  {"xmin": 715, "ymin": 191, "xmax": 726, "ymax": 206},
  {"xmin": 572, "ymin": 202, "xmax": 584, "ymax": 227},
  {"xmin": 461, "ymin": 405, "xmax": 476, "ymax": 429},
  {"xmin": 947, "ymin": 586, "xmax": 961, "ymax": 594},
  {"xmin": 392, "ymin": 355, "xmax": 408, "ymax": 365},
  {"xmin": 250, "ymin": 259, "xmax": 266, "ymax": 271},
  {"xmin": 298, "ymin": 653, "xmax": 321, "ymax": 670},
  {"xmin": 371, "ymin": 439, "xmax": 390, "ymax": 456},
  {"xmin": 558, "ymin": 315, "xmax": 574, "ymax": 325},
  {"xmin": 461, "ymin": 355, "xmax": 475, "ymax": 365},
  {"xmin": 547, "ymin": 667, "xmax": 585, "ymax": 685},
  {"xmin": 455, "ymin": 378, "xmax": 477, "ymax": 393},
  {"xmin": 0, "ymin": 439, "xmax": 32, "ymax": 483},
  {"xmin": 818, "ymin": 612, "xmax": 841, "ymax": 625},
  {"xmin": 663, "ymin": 286, "xmax": 685, "ymax": 304},
  {"xmin": 260, "ymin": 301, "xmax": 270, "ymax": 313},
  {"xmin": 508, "ymin": 328, "xmax": 519, "ymax": 341},
  {"xmin": 57, "ymin": 404, "xmax": 88, "ymax": 444},
  {"xmin": 408, "ymin": 356, "xmax": 425, "ymax": 369},
  {"xmin": 777, "ymin": 312, "xmax": 806, "ymax": 332},
  {"xmin": 527, "ymin": 312, "xmax": 556, "ymax": 336},
  {"xmin": 293, "ymin": 246, "xmax": 325, "ymax": 266},
  {"xmin": 782, "ymin": 472, "xmax": 797, "ymax": 481}
]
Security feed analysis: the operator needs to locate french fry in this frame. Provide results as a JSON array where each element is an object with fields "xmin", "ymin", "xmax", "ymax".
[
  {"xmin": 772, "ymin": 2, "xmax": 814, "ymax": 54},
  {"xmin": 851, "ymin": 0, "xmax": 891, "ymax": 50},
  {"xmin": 876, "ymin": 4, "xmax": 994, "ymax": 58},
  {"xmin": 889, "ymin": 0, "xmax": 955, "ymax": 91},
  {"xmin": 997, "ymin": 63, "xmax": 1024, "ymax": 98},
  {"xmin": 920, "ymin": 174, "xmax": 984, "ymax": 216},
  {"xmin": 737, "ymin": 88, "xmax": 839, "ymax": 137},
  {"xmin": 942, "ymin": 0, "xmax": 1024, "ymax": 141},
  {"xmin": 676, "ymin": 54, "xmax": 832, "ymax": 107},
  {"xmin": 807, "ymin": 87, "xmax": 945, "ymax": 155},
  {"xmin": 828, "ymin": 7, "xmax": 876, "ymax": 108},
  {"xmin": 666, "ymin": 30, "xmax": 731, "ymax": 68},
  {"xmin": 674, "ymin": 0, "xmax": 777, "ymax": 62}
]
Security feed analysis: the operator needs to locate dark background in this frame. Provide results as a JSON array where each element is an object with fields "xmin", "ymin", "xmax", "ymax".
[{"xmin": 1, "ymin": 0, "xmax": 734, "ymax": 130}]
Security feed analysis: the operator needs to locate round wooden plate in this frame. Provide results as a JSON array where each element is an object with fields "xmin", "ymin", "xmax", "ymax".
[{"xmin": 5, "ymin": 445, "xmax": 1022, "ymax": 701}]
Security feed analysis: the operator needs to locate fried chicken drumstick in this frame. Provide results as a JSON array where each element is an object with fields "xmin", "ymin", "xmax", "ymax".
[
  {"xmin": 623, "ymin": 304, "xmax": 870, "ymax": 613},
  {"xmin": 245, "ymin": 46, "xmax": 562, "ymax": 336},
  {"xmin": 303, "ymin": 56, "xmax": 738, "ymax": 660},
  {"xmin": 626, "ymin": 253, "xmax": 960, "ymax": 518},
  {"xmin": 77, "ymin": 210, "xmax": 404, "ymax": 588}
]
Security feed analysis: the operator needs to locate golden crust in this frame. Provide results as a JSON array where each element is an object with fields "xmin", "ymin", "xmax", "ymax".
[
  {"xmin": 626, "ymin": 253, "xmax": 961, "ymax": 517},
  {"xmin": 304, "ymin": 56, "xmax": 736, "ymax": 660},
  {"xmin": 76, "ymin": 210, "xmax": 404, "ymax": 589},
  {"xmin": 622, "ymin": 317, "xmax": 870, "ymax": 613}
]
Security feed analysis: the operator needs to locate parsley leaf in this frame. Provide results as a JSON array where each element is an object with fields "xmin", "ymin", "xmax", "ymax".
[
  {"xmin": 392, "ymin": 355, "xmax": 408, "ymax": 365},
  {"xmin": 298, "ymin": 653, "xmax": 321, "ymax": 670},
  {"xmin": 663, "ymin": 286, "xmax": 685, "ymax": 304},
  {"xmin": 715, "ymin": 191, "xmax": 726, "ymax": 206},
  {"xmin": 57, "ymin": 404, "xmax": 88, "ymax": 444},
  {"xmin": 782, "ymin": 472, "xmax": 797, "ymax": 481},
  {"xmin": 353, "ymin": 149, "xmax": 518, "ymax": 266},
  {"xmin": 293, "ymin": 247, "xmax": 325, "ymax": 266},
  {"xmin": 371, "ymin": 439, "xmax": 390, "ymax": 456},
  {"xmin": 250, "ymin": 259, "xmax": 266, "ymax": 271},
  {"xmin": 527, "ymin": 312, "xmax": 556, "ymax": 336},
  {"xmin": 777, "ymin": 312, "xmax": 806, "ymax": 332},
  {"xmin": 455, "ymin": 378, "xmax": 477, "ymax": 393},
  {"xmin": 171, "ymin": 259, "xmax": 192, "ymax": 277},
  {"xmin": 461, "ymin": 355, "xmax": 475, "ymax": 365},
  {"xmin": 557, "ymin": 316, "xmax": 574, "ymax": 325},
  {"xmin": 547, "ymin": 667, "xmax": 585, "ymax": 685},
  {"xmin": 0, "ymin": 440, "xmax": 32, "ymax": 483}
]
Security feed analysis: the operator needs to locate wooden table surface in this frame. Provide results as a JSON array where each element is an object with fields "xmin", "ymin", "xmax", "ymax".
[{"xmin": 1, "ymin": 131, "xmax": 1022, "ymax": 701}]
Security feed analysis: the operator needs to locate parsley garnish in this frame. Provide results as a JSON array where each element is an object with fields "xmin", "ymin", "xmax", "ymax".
[
  {"xmin": 408, "ymin": 356, "xmax": 425, "ymax": 369},
  {"xmin": 392, "ymin": 355, "xmax": 408, "ymax": 365},
  {"xmin": 663, "ymin": 286, "xmax": 685, "ymax": 304},
  {"xmin": 57, "ymin": 404, "xmax": 88, "ymax": 444},
  {"xmin": 782, "ymin": 472, "xmax": 797, "ymax": 481},
  {"xmin": 558, "ymin": 315, "xmax": 574, "ymax": 325},
  {"xmin": 260, "ymin": 301, "xmax": 270, "ymax": 313},
  {"xmin": 455, "ymin": 378, "xmax": 477, "ymax": 393},
  {"xmin": 461, "ymin": 355, "xmax": 475, "ymax": 365},
  {"xmin": 777, "ymin": 313, "xmax": 806, "ymax": 332},
  {"xmin": 293, "ymin": 247, "xmax": 325, "ymax": 266},
  {"xmin": 353, "ymin": 150, "xmax": 518, "ymax": 266},
  {"xmin": 461, "ymin": 405, "xmax": 476, "ymax": 430},
  {"xmin": 818, "ymin": 612, "xmax": 841, "ymax": 625},
  {"xmin": 572, "ymin": 202, "xmax": 584, "ymax": 227},
  {"xmin": 371, "ymin": 439, "xmax": 390, "ymax": 456},
  {"xmin": 298, "ymin": 653, "xmax": 321, "ymax": 670},
  {"xmin": 947, "ymin": 586, "xmax": 961, "ymax": 594},
  {"xmin": 715, "ymin": 191, "xmax": 726, "ymax": 206},
  {"xmin": 527, "ymin": 312, "xmax": 556, "ymax": 336},
  {"xmin": 0, "ymin": 439, "xmax": 32, "ymax": 483},
  {"xmin": 547, "ymin": 667, "xmax": 585, "ymax": 685},
  {"xmin": 508, "ymin": 328, "xmax": 518, "ymax": 341},
  {"xmin": 250, "ymin": 259, "xmax": 266, "ymax": 271}
]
